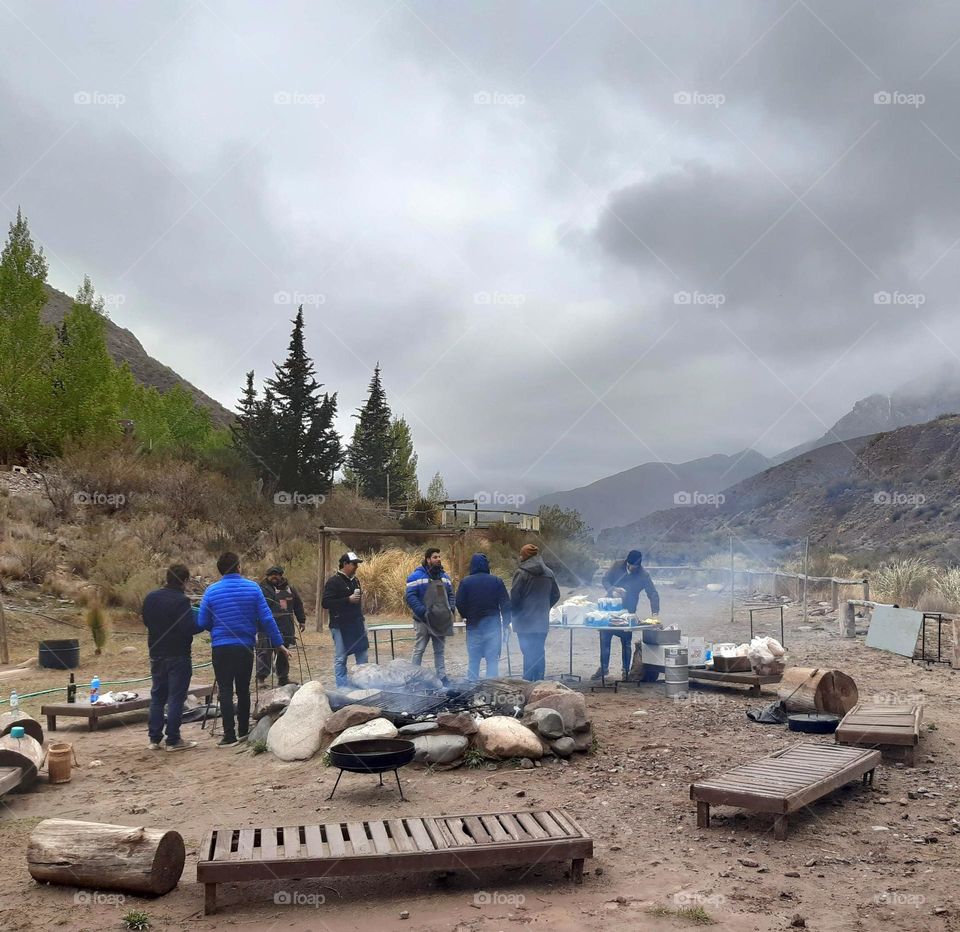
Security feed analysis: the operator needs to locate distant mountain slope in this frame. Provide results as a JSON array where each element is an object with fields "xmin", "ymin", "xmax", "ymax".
[
  {"xmin": 41, "ymin": 286, "xmax": 233, "ymax": 427},
  {"xmin": 600, "ymin": 415, "xmax": 960, "ymax": 563},
  {"xmin": 529, "ymin": 449, "xmax": 771, "ymax": 534},
  {"xmin": 773, "ymin": 363, "xmax": 960, "ymax": 464}
]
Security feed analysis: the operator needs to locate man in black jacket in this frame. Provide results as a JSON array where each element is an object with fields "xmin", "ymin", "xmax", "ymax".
[
  {"xmin": 321, "ymin": 552, "xmax": 370, "ymax": 688},
  {"xmin": 256, "ymin": 566, "xmax": 306, "ymax": 686},
  {"xmin": 594, "ymin": 549, "xmax": 660, "ymax": 681},
  {"xmin": 142, "ymin": 564, "xmax": 199, "ymax": 752},
  {"xmin": 510, "ymin": 544, "xmax": 561, "ymax": 681}
]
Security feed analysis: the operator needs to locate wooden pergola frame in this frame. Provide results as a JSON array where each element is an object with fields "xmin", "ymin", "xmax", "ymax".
[{"xmin": 314, "ymin": 526, "xmax": 466, "ymax": 631}]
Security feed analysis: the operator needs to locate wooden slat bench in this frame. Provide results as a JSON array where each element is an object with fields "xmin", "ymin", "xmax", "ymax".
[
  {"xmin": 41, "ymin": 684, "xmax": 214, "ymax": 732},
  {"xmin": 688, "ymin": 669, "xmax": 783, "ymax": 696},
  {"xmin": 691, "ymin": 743, "xmax": 881, "ymax": 840},
  {"xmin": 0, "ymin": 766, "xmax": 23, "ymax": 797},
  {"xmin": 197, "ymin": 808, "xmax": 593, "ymax": 915},
  {"xmin": 835, "ymin": 703, "xmax": 923, "ymax": 766}
]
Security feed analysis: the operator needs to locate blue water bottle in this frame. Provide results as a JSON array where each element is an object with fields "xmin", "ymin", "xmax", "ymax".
[{"xmin": 90, "ymin": 675, "xmax": 100, "ymax": 704}]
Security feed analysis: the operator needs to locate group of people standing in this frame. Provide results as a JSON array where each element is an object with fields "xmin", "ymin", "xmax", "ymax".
[{"xmin": 323, "ymin": 542, "xmax": 561, "ymax": 687}]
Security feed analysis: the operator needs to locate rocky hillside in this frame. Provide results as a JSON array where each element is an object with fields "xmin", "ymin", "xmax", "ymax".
[
  {"xmin": 41, "ymin": 285, "xmax": 233, "ymax": 427},
  {"xmin": 600, "ymin": 415, "xmax": 960, "ymax": 564},
  {"xmin": 529, "ymin": 449, "xmax": 771, "ymax": 534}
]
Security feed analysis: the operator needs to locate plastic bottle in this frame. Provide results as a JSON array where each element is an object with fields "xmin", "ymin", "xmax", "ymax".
[
  {"xmin": 9, "ymin": 689, "xmax": 18, "ymax": 711},
  {"xmin": 90, "ymin": 675, "xmax": 100, "ymax": 705},
  {"xmin": 67, "ymin": 674, "xmax": 76, "ymax": 704}
]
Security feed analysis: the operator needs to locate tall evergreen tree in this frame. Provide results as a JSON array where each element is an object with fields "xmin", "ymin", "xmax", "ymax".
[
  {"xmin": 52, "ymin": 275, "xmax": 120, "ymax": 446},
  {"xmin": 387, "ymin": 416, "xmax": 419, "ymax": 505},
  {"xmin": 0, "ymin": 208, "xmax": 55, "ymax": 459},
  {"xmin": 264, "ymin": 306, "xmax": 342, "ymax": 494},
  {"xmin": 345, "ymin": 364, "xmax": 393, "ymax": 500}
]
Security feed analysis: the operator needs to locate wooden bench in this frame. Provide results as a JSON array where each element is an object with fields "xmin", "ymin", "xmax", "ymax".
[
  {"xmin": 836, "ymin": 703, "xmax": 923, "ymax": 766},
  {"xmin": 688, "ymin": 668, "xmax": 783, "ymax": 696},
  {"xmin": 197, "ymin": 809, "xmax": 593, "ymax": 915},
  {"xmin": 0, "ymin": 766, "xmax": 23, "ymax": 797},
  {"xmin": 691, "ymin": 743, "xmax": 881, "ymax": 840},
  {"xmin": 41, "ymin": 684, "xmax": 214, "ymax": 732}
]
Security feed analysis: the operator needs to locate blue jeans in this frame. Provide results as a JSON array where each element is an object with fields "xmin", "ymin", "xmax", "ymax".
[
  {"xmin": 331, "ymin": 627, "xmax": 369, "ymax": 688},
  {"xmin": 516, "ymin": 631, "xmax": 547, "ymax": 681},
  {"xmin": 148, "ymin": 656, "xmax": 192, "ymax": 745},
  {"xmin": 599, "ymin": 631, "xmax": 633, "ymax": 676},
  {"xmin": 466, "ymin": 616, "xmax": 501, "ymax": 680}
]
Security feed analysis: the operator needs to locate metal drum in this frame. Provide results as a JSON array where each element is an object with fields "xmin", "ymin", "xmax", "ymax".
[{"xmin": 664, "ymin": 647, "xmax": 689, "ymax": 699}]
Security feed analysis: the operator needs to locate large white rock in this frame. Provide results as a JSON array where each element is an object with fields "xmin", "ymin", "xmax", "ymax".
[
  {"xmin": 412, "ymin": 734, "xmax": 468, "ymax": 764},
  {"xmin": 474, "ymin": 715, "xmax": 544, "ymax": 760},
  {"xmin": 266, "ymin": 681, "xmax": 331, "ymax": 761},
  {"xmin": 330, "ymin": 717, "xmax": 398, "ymax": 748}
]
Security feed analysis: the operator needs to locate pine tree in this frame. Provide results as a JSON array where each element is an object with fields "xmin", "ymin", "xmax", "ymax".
[
  {"xmin": 0, "ymin": 208, "xmax": 55, "ymax": 459},
  {"xmin": 345, "ymin": 365, "xmax": 393, "ymax": 500},
  {"xmin": 52, "ymin": 275, "xmax": 120, "ymax": 447},
  {"xmin": 426, "ymin": 471, "xmax": 448, "ymax": 504},
  {"xmin": 387, "ymin": 416, "xmax": 419, "ymax": 506},
  {"xmin": 265, "ymin": 306, "xmax": 342, "ymax": 494}
]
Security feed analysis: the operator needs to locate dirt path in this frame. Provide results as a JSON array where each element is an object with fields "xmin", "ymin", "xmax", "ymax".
[{"xmin": 0, "ymin": 586, "xmax": 957, "ymax": 931}]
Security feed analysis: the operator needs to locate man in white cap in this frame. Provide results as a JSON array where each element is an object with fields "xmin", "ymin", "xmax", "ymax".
[{"xmin": 321, "ymin": 552, "xmax": 370, "ymax": 688}]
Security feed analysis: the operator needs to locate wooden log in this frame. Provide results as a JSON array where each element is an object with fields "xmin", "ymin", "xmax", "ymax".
[
  {"xmin": 951, "ymin": 619, "xmax": 960, "ymax": 670},
  {"xmin": 0, "ymin": 733, "xmax": 44, "ymax": 789},
  {"xmin": 839, "ymin": 603, "xmax": 857, "ymax": 639},
  {"xmin": 0, "ymin": 710, "xmax": 44, "ymax": 744},
  {"xmin": 777, "ymin": 667, "xmax": 859, "ymax": 716},
  {"xmin": 27, "ymin": 819, "xmax": 185, "ymax": 895}
]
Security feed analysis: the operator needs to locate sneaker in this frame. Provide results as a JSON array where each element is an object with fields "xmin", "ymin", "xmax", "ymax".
[
  {"xmin": 590, "ymin": 667, "xmax": 607, "ymax": 682},
  {"xmin": 166, "ymin": 740, "xmax": 197, "ymax": 752},
  {"xmin": 218, "ymin": 736, "xmax": 238, "ymax": 747},
  {"xmin": 148, "ymin": 741, "xmax": 162, "ymax": 751}
]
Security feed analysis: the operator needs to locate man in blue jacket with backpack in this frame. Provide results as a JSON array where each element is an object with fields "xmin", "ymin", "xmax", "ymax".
[
  {"xmin": 456, "ymin": 553, "xmax": 510, "ymax": 680},
  {"xmin": 405, "ymin": 548, "xmax": 455, "ymax": 685},
  {"xmin": 198, "ymin": 552, "xmax": 291, "ymax": 746}
]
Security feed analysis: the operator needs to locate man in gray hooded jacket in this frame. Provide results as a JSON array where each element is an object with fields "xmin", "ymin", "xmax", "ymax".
[{"xmin": 510, "ymin": 543, "xmax": 561, "ymax": 681}]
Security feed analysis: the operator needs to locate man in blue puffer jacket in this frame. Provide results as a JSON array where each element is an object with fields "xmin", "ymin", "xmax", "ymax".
[
  {"xmin": 455, "ymin": 553, "xmax": 511, "ymax": 680},
  {"xmin": 198, "ymin": 552, "xmax": 290, "ymax": 746}
]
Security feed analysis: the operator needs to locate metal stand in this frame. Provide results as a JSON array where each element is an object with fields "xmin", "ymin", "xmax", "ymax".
[
  {"xmin": 914, "ymin": 613, "xmax": 951, "ymax": 665},
  {"xmin": 748, "ymin": 605, "xmax": 785, "ymax": 646},
  {"xmin": 326, "ymin": 768, "xmax": 406, "ymax": 801}
]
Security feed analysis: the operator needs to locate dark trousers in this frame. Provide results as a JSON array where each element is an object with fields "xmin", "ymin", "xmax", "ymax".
[
  {"xmin": 256, "ymin": 634, "xmax": 296, "ymax": 683},
  {"xmin": 148, "ymin": 656, "xmax": 192, "ymax": 745},
  {"xmin": 516, "ymin": 631, "xmax": 547, "ymax": 681},
  {"xmin": 599, "ymin": 630, "xmax": 633, "ymax": 675},
  {"xmin": 212, "ymin": 645, "xmax": 254, "ymax": 739}
]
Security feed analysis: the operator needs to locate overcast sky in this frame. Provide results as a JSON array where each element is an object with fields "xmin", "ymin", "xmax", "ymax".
[{"xmin": 3, "ymin": 1, "xmax": 960, "ymax": 499}]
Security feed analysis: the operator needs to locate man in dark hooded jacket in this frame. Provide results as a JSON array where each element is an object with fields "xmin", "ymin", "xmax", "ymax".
[
  {"xmin": 456, "ymin": 553, "xmax": 511, "ymax": 680},
  {"xmin": 256, "ymin": 566, "xmax": 306, "ymax": 686},
  {"xmin": 510, "ymin": 543, "xmax": 561, "ymax": 681}
]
